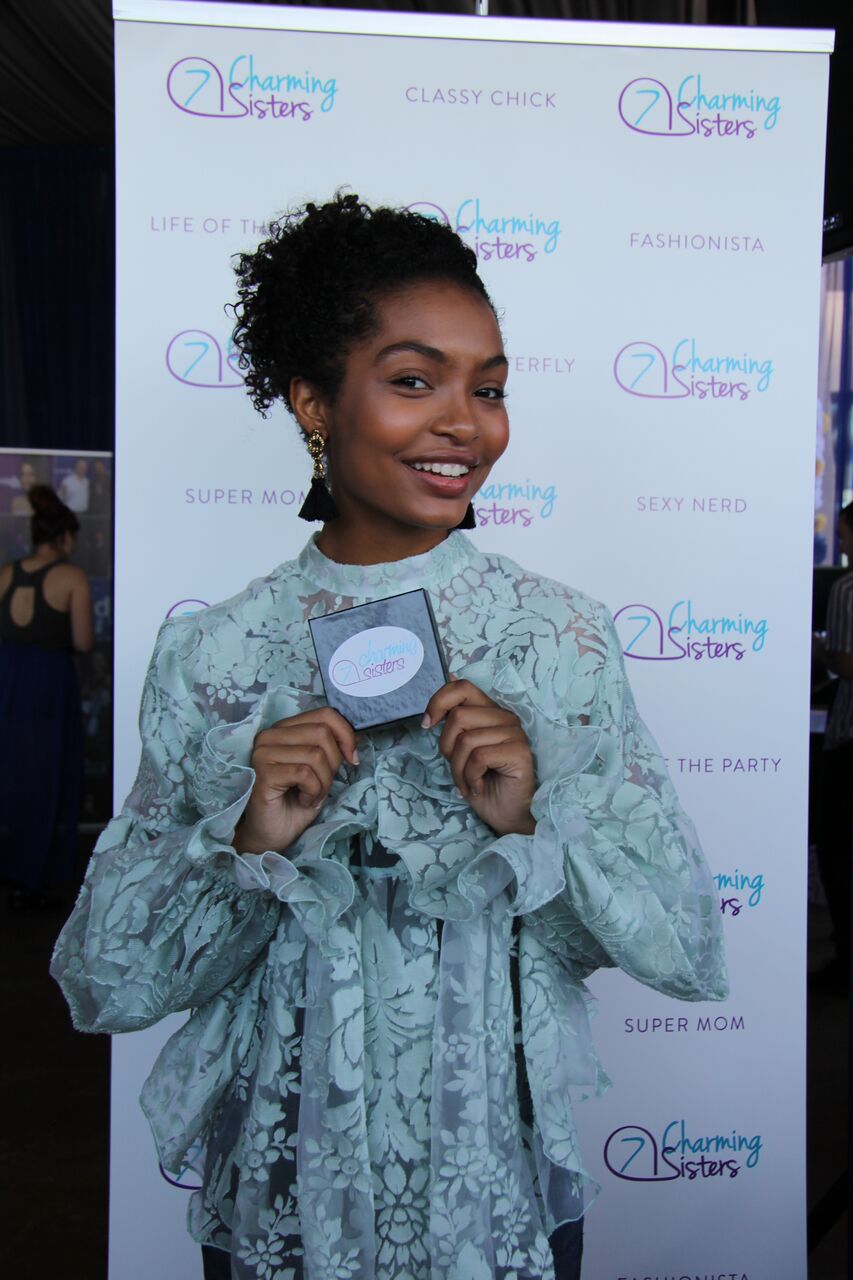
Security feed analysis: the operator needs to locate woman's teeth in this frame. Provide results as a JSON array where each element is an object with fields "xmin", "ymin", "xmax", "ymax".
[{"xmin": 411, "ymin": 462, "xmax": 470, "ymax": 476}]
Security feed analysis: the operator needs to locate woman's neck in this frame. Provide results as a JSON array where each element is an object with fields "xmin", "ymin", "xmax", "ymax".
[
  {"xmin": 315, "ymin": 519, "xmax": 449, "ymax": 566},
  {"xmin": 30, "ymin": 544, "xmax": 64, "ymax": 565}
]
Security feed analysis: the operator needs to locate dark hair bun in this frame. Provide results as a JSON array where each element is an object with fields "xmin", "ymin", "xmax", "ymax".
[
  {"xmin": 28, "ymin": 484, "xmax": 79, "ymax": 545},
  {"xmin": 28, "ymin": 484, "xmax": 64, "ymax": 515}
]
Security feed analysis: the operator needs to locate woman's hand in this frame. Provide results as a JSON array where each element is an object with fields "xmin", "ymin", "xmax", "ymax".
[
  {"xmin": 232, "ymin": 708, "xmax": 358, "ymax": 855},
  {"xmin": 423, "ymin": 679, "xmax": 537, "ymax": 836}
]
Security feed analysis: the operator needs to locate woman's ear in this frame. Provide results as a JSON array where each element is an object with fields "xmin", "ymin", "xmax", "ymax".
[{"xmin": 290, "ymin": 377, "xmax": 330, "ymax": 443}]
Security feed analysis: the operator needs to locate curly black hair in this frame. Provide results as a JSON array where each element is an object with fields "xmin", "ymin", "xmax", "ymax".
[{"xmin": 231, "ymin": 192, "xmax": 495, "ymax": 418}]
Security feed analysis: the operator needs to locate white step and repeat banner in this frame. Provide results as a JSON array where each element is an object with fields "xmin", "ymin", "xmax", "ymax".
[{"xmin": 112, "ymin": 3, "xmax": 831, "ymax": 1277}]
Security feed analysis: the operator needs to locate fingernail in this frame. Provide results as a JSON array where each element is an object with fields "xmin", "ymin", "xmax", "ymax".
[
  {"xmin": 454, "ymin": 786, "xmax": 464, "ymax": 800},
  {"xmin": 352, "ymin": 749, "xmax": 360, "ymax": 766},
  {"xmin": 421, "ymin": 714, "xmax": 431, "ymax": 729}
]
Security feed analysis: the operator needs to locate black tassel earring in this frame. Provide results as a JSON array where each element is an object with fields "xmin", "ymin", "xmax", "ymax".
[
  {"xmin": 454, "ymin": 503, "xmax": 477, "ymax": 530},
  {"xmin": 297, "ymin": 430, "xmax": 340, "ymax": 522}
]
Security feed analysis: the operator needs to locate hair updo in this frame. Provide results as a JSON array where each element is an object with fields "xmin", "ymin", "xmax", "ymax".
[
  {"xmin": 231, "ymin": 192, "xmax": 495, "ymax": 418},
  {"xmin": 29, "ymin": 485, "xmax": 79, "ymax": 547}
]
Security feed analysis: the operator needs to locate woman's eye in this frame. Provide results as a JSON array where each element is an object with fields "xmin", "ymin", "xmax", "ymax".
[
  {"xmin": 392, "ymin": 375, "xmax": 430, "ymax": 390},
  {"xmin": 474, "ymin": 386, "xmax": 508, "ymax": 401}
]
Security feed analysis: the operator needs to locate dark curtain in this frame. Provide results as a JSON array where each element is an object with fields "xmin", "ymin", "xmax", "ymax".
[{"xmin": 0, "ymin": 145, "xmax": 115, "ymax": 452}]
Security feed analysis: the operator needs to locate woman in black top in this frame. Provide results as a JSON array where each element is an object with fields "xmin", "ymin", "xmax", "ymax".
[{"xmin": 0, "ymin": 485, "xmax": 94, "ymax": 905}]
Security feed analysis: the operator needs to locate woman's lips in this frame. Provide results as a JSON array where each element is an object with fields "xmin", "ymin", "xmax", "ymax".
[{"xmin": 404, "ymin": 463, "xmax": 472, "ymax": 497}]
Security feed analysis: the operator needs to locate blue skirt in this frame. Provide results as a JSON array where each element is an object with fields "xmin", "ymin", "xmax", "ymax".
[{"xmin": 0, "ymin": 642, "xmax": 82, "ymax": 890}]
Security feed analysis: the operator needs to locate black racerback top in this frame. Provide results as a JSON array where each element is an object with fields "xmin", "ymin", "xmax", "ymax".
[{"xmin": 0, "ymin": 560, "xmax": 73, "ymax": 651}]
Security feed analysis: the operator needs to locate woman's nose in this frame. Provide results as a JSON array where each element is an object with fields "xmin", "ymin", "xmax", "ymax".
[{"xmin": 431, "ymin": 386, "xmax": 479, "ymax": 439}]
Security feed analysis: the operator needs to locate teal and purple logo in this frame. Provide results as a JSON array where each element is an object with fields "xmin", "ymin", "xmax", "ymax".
[
  {"xmin": 166, "ymin": 599, "xmax": 210, "ymax": 619},
  {"xmin": 166, "ymin": 330, "xmax": 243, "ymax": 389},
  {"xmin": 166, "ymin": 54, "xmax": 337, "ymax": 122},
  {"xmin": 406, "ymin": 198, "xmax": 560, "ymax": 263},
  {"xmin": 618, "ymin": 74, "xmax": 780, "ymax": 139},
  {"xmin": 614, "ymin": 338, "xmax": 773, "ymax": 401},
  {"xmin": 613, "ymin": 600, "xmax": 768, "ymax": 663},
  {"xmin": 604, "ymin": 1118, "xmax": 762, "ymax": 1183},
  {"xmin": 715, "ymin": 868, "xmax": 764, "ymax": 918}
]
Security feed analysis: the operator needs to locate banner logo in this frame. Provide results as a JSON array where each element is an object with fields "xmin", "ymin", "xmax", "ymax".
[
  {"xmin": 166, "ymin": 599, "xmax": 210, "ymax": 618},
  {"xmin": 715, "ymin": 868, "xmax": 764, "ymax": 917},
  {"xmin": 328, "ymin": 626, "xmax": 424, "ymax": 696},
  {"xmin": 604, "ymin": 1119, "xmax": 762, "ymax": 1182},
  {"xmin": 166, "ymin": 55, "xmax": 337, "ymax": 122},
  {"xmin": 618, "ymin": 75, "xmax": 780, "ymax": 139},
  {"xmin": 406, "ymin": 198, "xmax": 560, "ymax": 262},
  {"xmin": 166, "ymin": 330, "xmax": 243, "ymax": 389},
  {"xmin": 613, "ymin": 600, "xmax": 768, "ymax": 663},
  {"xmin": 614, "ymin": 339, "xmax": 773, "ymax": 401},
  {"xmin": 473, "ymin": 476, "xmax": 556, "ymax": 528}
]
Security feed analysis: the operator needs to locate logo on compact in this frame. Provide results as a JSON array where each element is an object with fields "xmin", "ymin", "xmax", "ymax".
[
  {"xmin": 166, "ymin": 54, "xmax": 337, "ymax": 122},
  {"xmin": 618, "ymin": 74, "xmax": 780, "ymax": 139},
  {"xmin": 329, "ymin": 626, "xmax": 424, "ymax": 698},
  {"xmin": 614, "ymin": 338, "xmax": 773, "ymax": 401},
  {"xmin": 406, "ymin": 199, "xmax": 560, "ymax": 263},
  {"xmin": 604, "ymin": 1118, "xmax": 762, "ymax": 1183},
  {"xmin": 613, "ymin": 600, "xmax": 768, "ymax": 663}
]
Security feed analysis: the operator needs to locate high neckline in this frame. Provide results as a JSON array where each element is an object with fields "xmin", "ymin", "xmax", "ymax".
[{"xmin": 294, "ymin": 531, "xmax": 475, "ymax": 597}]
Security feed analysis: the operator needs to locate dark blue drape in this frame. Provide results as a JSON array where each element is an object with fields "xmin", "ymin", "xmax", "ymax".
[{"xmin": 0, "ymin": 145, "xmax": 114, "ymax": 452}]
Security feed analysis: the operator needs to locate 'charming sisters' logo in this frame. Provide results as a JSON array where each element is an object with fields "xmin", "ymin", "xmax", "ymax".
[
  {"xmin": 614, "ymin": 339, "xmax": 773, "ymax": 401},
  {"xmin": 166, "ymin": 54, "xmax": 337, "ymax": 122},
  {"xmin": 328, "ymin": 626, "xmax": 424, "ymax": 697},
  {"xmin": 406, "ymin": 199, "xmax": 560, "ymax": 263},
  {"xmin": 166, "ymin": 330, "xmax": 243, "ymax": 389},
  {"xmin": 618, "ymin": 74, "xmax": 780, "ymax": 139},
  {"xmin": 613, "ymin": 600, "xmax": 769, "ymax": 663},
  {"xmin": 604, "ymin": 1119, "xmax": 762, "ymax": 1183},
  {"xmin": 715, "ymin": 868, "xmax": 764, "ymax": 918}
]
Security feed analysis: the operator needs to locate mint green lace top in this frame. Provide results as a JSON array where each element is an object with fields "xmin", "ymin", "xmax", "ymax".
[{"xmin": 52, "ymin": 533, "xmax": 727, "ymax": 1280}]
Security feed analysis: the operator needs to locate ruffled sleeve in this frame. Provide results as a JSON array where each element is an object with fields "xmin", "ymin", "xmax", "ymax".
[
  {"xmin": 50, "ymin": 620, "xmax": 285, "ymax": 1034},
  {"xmin": 524, "ymin": 602, "xmax": 729, "ymax": 1002}
]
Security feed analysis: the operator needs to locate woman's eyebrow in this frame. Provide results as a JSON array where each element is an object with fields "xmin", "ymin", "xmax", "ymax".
[
  {"xmin": 375, "ymin": 342, "xmax": 508, "ymax": 370},
  {"xmin": 375, "ymin": 341, "xmax": 447, "ymax": 363}
]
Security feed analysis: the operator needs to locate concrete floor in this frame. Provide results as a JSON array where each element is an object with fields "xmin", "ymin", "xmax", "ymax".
[{"xmin": 2, "ymin": 841, "xmax": 848, "ymax": 1279}]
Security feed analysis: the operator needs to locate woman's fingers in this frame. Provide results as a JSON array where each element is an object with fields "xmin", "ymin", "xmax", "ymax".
[
  {"xmin": 445, "ymin": 725, "xmax": 530, "ymax": 796},
  {"xmin": 437, "ymin": 703, "xmax": 519, "ymax": 759},
  {"xmin": 256, "ymin": 713, "xmax": 356, "ymax": 774},
  {"xmin": 252, "ymin": 744, "xmax": 336, "ymax": 804},
  {"xmin": 422, "ymin": 678, "xmax": 494, "ymax": 729},
  {"xmin": 260, "ymin": 707, "xmax": 359, "ymax": 766}
]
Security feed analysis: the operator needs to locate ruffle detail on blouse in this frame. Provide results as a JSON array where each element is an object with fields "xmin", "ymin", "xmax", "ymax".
[
  {"xmin": 141, "ymin": 955, "xmax": 269, "ymax": 1177},
  {"xmin": 390, "ymin": 663, "xmax": 601, "ymax": 927},
  {"xmin": 185, "ymin": 684, "xmax": 360, "ymax": 947},
  {"xmin": 182, "ymin": 652, "xmax": 608, "ymax": 944}
]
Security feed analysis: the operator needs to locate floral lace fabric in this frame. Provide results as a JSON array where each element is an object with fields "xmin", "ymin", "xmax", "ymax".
[{"xmin": 52, "ymin": 533, "xmax": 728, "ymax": 1280}]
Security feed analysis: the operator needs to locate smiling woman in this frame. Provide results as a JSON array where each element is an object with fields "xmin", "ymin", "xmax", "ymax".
[{"xmin": 52, "ymin": 193, "xmax": 728, "ymax": 1280}]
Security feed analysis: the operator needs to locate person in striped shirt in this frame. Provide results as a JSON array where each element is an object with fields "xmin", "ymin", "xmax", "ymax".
[{"xmin": 816, "ymin": 500, "xmax": 853, "ymax": 990}]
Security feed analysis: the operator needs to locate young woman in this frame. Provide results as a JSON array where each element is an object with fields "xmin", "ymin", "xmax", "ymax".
[
  {"xmin": 53, "ymin": 195, "xmax": 727, "ymax": 1280},
  {"xmin": 1, "ymin": 485, "xmax": 93, "ymax": 905}
]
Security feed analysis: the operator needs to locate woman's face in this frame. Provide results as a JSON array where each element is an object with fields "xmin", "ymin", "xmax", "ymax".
[{"xmin": 310, "ymin": 280, "xmax": 509, "ymax": 538}]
